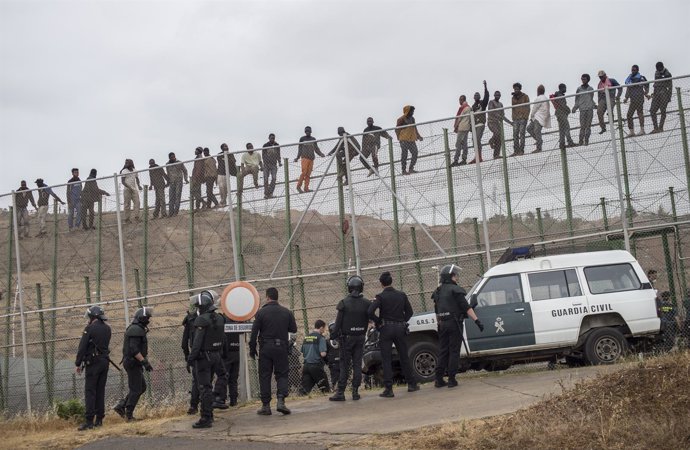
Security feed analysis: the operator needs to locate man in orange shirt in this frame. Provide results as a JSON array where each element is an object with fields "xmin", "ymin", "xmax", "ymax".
[{"xmin": 295, "ymin": 126, "xmax": 325, "ymax": 193}]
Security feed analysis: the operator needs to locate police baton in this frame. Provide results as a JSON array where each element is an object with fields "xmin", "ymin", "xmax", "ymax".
[{"xmin": 107, "ymin": 357, "xmax": 122, "ymax": 372}]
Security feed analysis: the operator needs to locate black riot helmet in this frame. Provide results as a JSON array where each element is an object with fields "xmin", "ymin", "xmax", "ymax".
[
  {"xmin": 193, "ymin": 289, "xmax": 219, "ymax": 314},
  {"xmin": 439, "ymin": 264, "xmax": 461, "ymax": 283},
  {"xmin": 347, "ymin": 275, "xmax": 364, "ymax": 295},
  {"xmin": 85, "ymin": 305, "xmax": 107, "ymax": 321},
  {"xmin": 133, "ymin": 306, "xmax": 153, "ymax": 325},
  {"xmin": 328, "ymin": 321, "xmax": 337, "ymax": 336}
]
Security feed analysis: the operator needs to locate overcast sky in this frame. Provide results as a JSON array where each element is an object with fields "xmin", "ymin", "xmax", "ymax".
[{"xmin": 1, "ymin": 0, "xmax": 688, "ymax": 202}]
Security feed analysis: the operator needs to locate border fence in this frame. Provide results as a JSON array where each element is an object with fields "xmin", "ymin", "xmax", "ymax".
[{"xmin": 1, "ymin": 75, "xmax": 689, "ymax": 416}]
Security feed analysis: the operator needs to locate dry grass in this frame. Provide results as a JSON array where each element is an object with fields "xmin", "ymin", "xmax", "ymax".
[
  {"xmin": 361, "ymin": 351, "xmax": 690, "ymax": 450},
  {"xmin": 0, "ymin": 404, "xmax": 186, "ymax": 450}
]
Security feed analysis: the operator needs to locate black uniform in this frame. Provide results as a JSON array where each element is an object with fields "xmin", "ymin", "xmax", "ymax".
[
  {"xmin": 213, "ymin": 314, "xmax": 241, "ymax": 405},
  {"xmin": 249, "ymin": 302, "xmax": 297, "ymax": 404},
  {"xmin": 75, "ymin": 318, "xmax": 111, "ymax": 424},
  {"xmin": 333, "ymin": 293, "xmax": 371, "ymax": 392},
  {"xmin": 368, "ymin": 287, "xmax": 415, "ymax": 388},
  {"xmin": 432, "ymin": 281, "xmax": 471, "ymax": 381},
  {"xmin": 181, "ymin": 312, "xmax": 199, "ymax": 411},
  {"xmin": 326, "ymin": 338, "xmax": 340, "ymax": 390},
  {"xmin": 116, "ymin": 321, "xmax": 148, "ymax": 418},
  {"xmin": 189, "ymin": 310, "xmax": 226, "ymax": 421}
]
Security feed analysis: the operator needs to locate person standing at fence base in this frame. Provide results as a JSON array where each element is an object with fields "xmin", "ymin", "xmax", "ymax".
[
  {"xmin": 114, "ymin": 307, "xmax": 153, "ymax": 422},
  {"xmin": 326, "ymin": 322, "xmax": 340, "ymax": 390},
  {"xmin": 15, "ymin": 180, "xmax": 36, "ymax": 239},
  {"xmin": 649, "ymin": 62, "xmax": 673, "ymax": 134},
  {"xmin": 75, "ymin": 305, "xmax": 112, "ymax": 430},
  {"xmin": 181, "ymin": 305, "xmax": 200, "ymax": 415},
  {"xmin": 368, "ymin": 271, "xmax": 418, "ymax": 398},
  {"xmin": 431, "ymin": 265, "xmax": 483, "ymax": 389},
  {"xmin": 249, "ymin": 287, "xmax": 298, "ymax": 416},
  {"xmin": 329, "ymin": 276, "xmax": 371, "ymax": 402},
  {"xmin": 572, "ymin": 74, "xmax": 595, "ymax": 146},
  {"xmin": 299, "ymin": 320, "xmax": 329, "ymax": 395}
]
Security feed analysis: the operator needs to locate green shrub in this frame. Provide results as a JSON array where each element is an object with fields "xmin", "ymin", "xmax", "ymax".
[{"xmin": 54, "ymin": 398, "xmax": 84, "ymax": 420}]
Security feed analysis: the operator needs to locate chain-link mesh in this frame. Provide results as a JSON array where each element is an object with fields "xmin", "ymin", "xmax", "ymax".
[{"xmin": 1, "ymin": 74, "xmax": 689, "ymax": 416}]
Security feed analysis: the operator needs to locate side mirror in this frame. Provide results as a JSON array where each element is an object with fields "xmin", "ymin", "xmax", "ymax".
[{"xmin": 470, "ymin": 293, "xmax": 478, "ymax": 308}]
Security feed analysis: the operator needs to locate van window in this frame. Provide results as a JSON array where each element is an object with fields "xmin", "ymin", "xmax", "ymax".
[
  {"xmin": 528, "ymin": 269, "xmax": 582, "ymax": 301},
  {"xmin": 584, "ymin": 263, "xmax": 641, "ymax": 294},
  {"xmin": 477, "ymin": 275, "xmax": 523, "ymax": 306}
]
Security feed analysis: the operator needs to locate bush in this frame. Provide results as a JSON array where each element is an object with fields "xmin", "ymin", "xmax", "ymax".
[{"xmin": 54, "ymin": 399, "xmax": 84, "ymax": 421}]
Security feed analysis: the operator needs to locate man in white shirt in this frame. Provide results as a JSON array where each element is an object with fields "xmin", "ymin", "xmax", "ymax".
[
  {"xmin": 120, "ymin": 159, "xmax": 142, "ymax": 223},
  {"xmin": 238, "ymin": 144, "xmax": 262, "ymax": 195},
  {"xmin": 526, "ymin": 85, "xmax": 551, "ymax": 153}
]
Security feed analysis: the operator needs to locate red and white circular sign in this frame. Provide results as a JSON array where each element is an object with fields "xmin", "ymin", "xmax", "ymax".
[{"xmin": 220, "ymin": 281, "xmax": 260, "ymax": 322}]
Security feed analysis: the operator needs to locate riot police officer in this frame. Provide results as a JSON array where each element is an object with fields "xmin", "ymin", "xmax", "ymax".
[
  {"xmin": 249, "ymin": 287, "xmax": 297, "ymax": 416},
  {"xmin": 326, "ymin": 322, "xmax": 340, "ymax": 390},
  {"xmin": 188, "ymin": 290, "xmax": 226, "ymax": 429},
  {"xmin": 114, "ymin": 307, "xmax": 153, "ymax": 421},
  {"xmin": 213, "ymin": 312, "xmax": 241, "ymax": 409},
  {"xmin": 75, "ymin": 305, "xmax": 112, "ymax": 430},
  {"xmin": 181, "ymin": 303, "xmax": 200, "ymax": 414},
  {"xmin": 432, "ymin": 264, "xmax": 483, "ymax": 388},
  {"xmin": 330, "ymin": 276, "xmax": 371, "ymax": 401},
  {"xmin": 368, "ymin": 271, "xmax": 417, "ymax": 398}
]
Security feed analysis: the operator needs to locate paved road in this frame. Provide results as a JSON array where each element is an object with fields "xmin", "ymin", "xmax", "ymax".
[{"xmin": 81, "ymin": 364, "xmax": 619, "ymax": 449}]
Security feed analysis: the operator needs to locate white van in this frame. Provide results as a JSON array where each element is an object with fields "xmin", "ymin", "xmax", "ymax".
[{"xmin": 363, "ymin": 250, "xmax": 661, "ymax": 382}]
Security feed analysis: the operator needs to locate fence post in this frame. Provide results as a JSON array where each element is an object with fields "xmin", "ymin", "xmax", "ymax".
[
  {"xmin": 387, "ymin": 137, "xmax": 404, "ymax": 290},
  {"xmin": 36, "ymin": 283, "xmax": 53, "ymax": 406},
  {"xmin": 470, "ymin": 111, "xmax": 492, "ymax": 269},
  {"xmin": 283, "ymin": 159, "xmax": 296, "ymax": 310},
  {"xmin": 604, "ymin": 87, "xmax": 631, "ymax": 252},
  {"xmin": 142, "ymin": 185, "xmax": 149, "ymax": 305},
  {"xmin": 113, "ymin": 173, "xmax": 130, "ymax": 324},
  {"xmin": 84, "ymin": 276, "xmax": 91, "ymax": 304},
  {"xmin": 442, "ymin": 128, "xmax": 458, "ymax": 252},
  {"xmin": 600, "ymin": 197, "xmax": 609, "ymax": 231},
  {"xmin": 661, "ymin": 230, "xmax": 677, "ymax": 303},
  {"xmin": 675, "ymin": 87, "xmax": 690, "ymax": 206},
  {"xmin": 3, "ymin": 207, "xmax": 14, "ymax": 411},
  {"xmin": 134, "ymin": 269, "xmax": 142, "ymax": 307},
  {"xmin": 223, "ymin": 151, "xmax": 241, "ymax": 282},
  {"xmin": 189, "ymin": 191, "xmax": 195, "ymax": 287},
  {"xmin": 669, "ymin": 186, "xmax": 688, "ymax": 302},
  {"xmin": 50, "ymin": 199, "xmax": 58, "ymax": 375},
  {"xmin": 337, "ymin": 167, "xmax": 348, "ymax": 281},
  {"xmin": 615, "ymin": 101, "xmax": 635, "ymax": 257},
  {"xmin": 294, "ymin": 245, "xmax": 309, "ymax": 334},
  {"xmin": 237, "ymin": 195, "xmax": 245, "ymax": 278},
  {"xmin": 96, "ymin": 199, "xmax": 102, "ymax": 302},
  {"xmin": 559, "ymin": 146, "xmax": 574, "ymax": 239},
  {"xmin": 343, "ymin": 133, "xmax": 362, "ymax": 275},
  {"xmin": 536, "ymin": 208, "xmax": 545, "ymax": 251},
  {"xmin": 11, "ymin": 191, "xmax": 32, "ymax": 413},
  {"xmin": 410, "ymin": 227, "xmax": 426, "ymax": 310},
  {"xmin": 472, "ymin": 218, "xmax": 485, "ymax": 274},
  {"xmin": 500, "ymin": 121, "xmax": 515, "ymax": 243}
]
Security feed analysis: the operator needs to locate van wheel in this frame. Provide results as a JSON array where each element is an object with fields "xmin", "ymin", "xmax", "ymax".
[
  {"xmin": 584, "ymin": 328, "xmax": 628, "ymax": 365},
  {"xmin": 408, "ymin": 341, "xmax": 437, "ymax": 383}
]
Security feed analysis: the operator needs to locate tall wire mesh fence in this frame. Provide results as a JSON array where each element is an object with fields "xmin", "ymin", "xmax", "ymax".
[{"xmin": 1, "ymin": 74, "xmax": 689, "ymax": 416}]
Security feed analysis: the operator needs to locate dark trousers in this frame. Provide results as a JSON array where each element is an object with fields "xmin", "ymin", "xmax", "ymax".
[
  {"xmin": 436, "ymin": 319, "xmax": 462, "ymax": 380},
  {"xmin": 213, "ymin": 353, "xmax": 240, "ymax": 402},
  {"xmin": 400, "ymin": 141, "xmax": 418, "ymax": 172},
  {"xmin": 300, "ymin": 363, "xmax": 329, "ymax": 394},
  {"xmin": 578, "ymin": 110, "xmax": 593, "ymax": 144},
  {"xmin": 488, "ymin": 122, "xmax": 503, "ymax": 157},
  {"xmin": 117, "ymin": 360, "xmax": 146, "ymax": 416},
  {"xmin": 84, "ymin": 357, "xmax": 109, "ymax": 421},
  {"xmin": 627, "ymin": 98, "xmax": 645, "ymax": 130},
  {"xmin": 263, "ymin": 165, "xmax": 278, "ymax": 197},
  {"xmin": 189, "ymin": 366, "xmax": 200, "ymax": 408},
  {"xmin": 358, "ymin": 155, "xmax": 373, "ymax": 172},
  {"xmin": 190, "ymin": 181, "xmax": 206, "ymax": 210},
  {"xmin": 195, "ymin": 352, "xmax": 225, "ymax": 419},
  {"xmin": 337, "ymin": 334, "xmax": 365, "ymax": 391},
  {"xmin": 513, "ymin": 119, "xmax": 527, "ymax": 153},
  {"xmin": 379, "ymin": 322, "xmax": 413, "ymax": 388},
  {"xmin": 328, "ymin": 362, "xmax": 340, "ymax": 390},
  {"xmin": 205, "ymin": 177, "xmax": 219, "ymax": 207},
  {"xmin": 258, "ymin": 342, "xmax": 290, "ymax": 404},
  {"xmin": 81, "ymin": 201, "xmax": 96, "ymax": 229},
  {"xmin": 168, "ymin": 180, "xmax": 183, "ymax": 216},
  {"xmin": 556, "ymin": 114, "xmax": 575, "ymax": 148},
  {"xmin": 650, "ymin": 93, "xmax": 671, "ymax": 129},
  {"xmin": 152, "ymin": 187, "xmax": 166, "ymax": 217}
]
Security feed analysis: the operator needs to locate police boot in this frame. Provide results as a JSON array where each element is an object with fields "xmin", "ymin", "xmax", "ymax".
[
  {"xmin": 434, "ymin": 379, "xmax": 447, "ymax": 388},
  {"xmin": 192, "ymin": 416, "xmax": 213, "ymax": 429},
  {"xmin": 113, "ymin": 403, "xmax": 126, "ymax": 419},
  {"xmin": 379, "ymin": 387, "xmax": 394, "ymax": 398},
  {"xmin": 256, "ymin": 403, "xmax": 272, "ymax": 415},
  {"xmin": 212, "ymin": 397, "xmax": 228, "ymax": 410},
  {"xmin": 229, "ymin": 398, "xmax": 238, "ymax": 407},
  {"xmin": 407, "ymin": 382, "xmax": 420, "ymax": 392},
  {"xmin": 187, "ymin": 406, "xmax": 198, "ymax": 415},
  {"xmin": 94, "ymin": 417, "xmax": 103, "ymax": 427},
  {"xmin": 329, "ymin": 390, "xmax": 346, "ymax": 402},
  {"xmin": 125, "ymin": 410, "xmax": 138, "ymax": 422},
  {"xmin": 77, "ymin": 420, "xmax": 94, "ymax": 431},
  {"xmin": 352, "ymin": 387, "xmax": 361, "ymax": 401},
  {"xmin": 276, "ymin": 396, "xmax": 291, "ymax": 415},
  {"xmin": 447, "ymin": 377, "xmax": 458, "ymax": 388}
]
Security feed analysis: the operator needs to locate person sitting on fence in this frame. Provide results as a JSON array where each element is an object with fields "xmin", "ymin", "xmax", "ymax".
[
  {"xmin": 238, "ymin": 143, "xmax": 262, "ymax": 195},
  {"xmin": 623, "ymin": 64, "xmax": 649, "ymax": 137}
]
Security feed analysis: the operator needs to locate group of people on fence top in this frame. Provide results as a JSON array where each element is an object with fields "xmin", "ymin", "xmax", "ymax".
[
  {"xmin": 73, "ymin": 266, "xmax": 484, "ymax": 430},
  {"xmin": 12, "ymin": 61, "xmax": 674, "ymax": 237}
]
